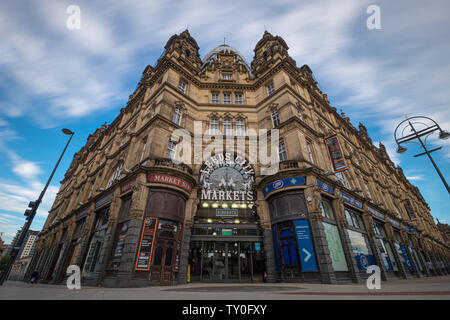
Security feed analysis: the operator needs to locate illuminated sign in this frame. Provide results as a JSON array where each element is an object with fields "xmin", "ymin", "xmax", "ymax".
[
  {"xmin": 199, "ymin": 153, "xmax": 255, "ymax": 202},
  {"xmin": 325, "ymin": 135, "xmax": 347, "ymax": 172}
]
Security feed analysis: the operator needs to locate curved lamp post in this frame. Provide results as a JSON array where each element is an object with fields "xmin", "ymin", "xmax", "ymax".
[
  {"xmin": 0, "ymin": 129, "xmax": 74, "ymax": 285},
  {"xmin": 394, "ymin": 116, "xmax": 449, "ymax": 194}
]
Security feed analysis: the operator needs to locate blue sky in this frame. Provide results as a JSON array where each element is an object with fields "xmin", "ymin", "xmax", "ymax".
[{"xmin": 0, "ymin": 0, "xmax": 449, "ymax": 243}]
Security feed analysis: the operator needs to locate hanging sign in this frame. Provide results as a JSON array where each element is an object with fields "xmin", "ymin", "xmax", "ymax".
[
  {"xmin": 293, "ymin": 219, "xmax": 318, "ymax": 272},
  {"xmin": 325, "ymin": 135, "xmax": 347, "ymax": 172},
  {"xmin": 263, "ymin": 176, "xmax": 306, "ymax": 197},
  {"xmin": 135, "ymin": 217, "xmax": 158, "ymax": 271}
]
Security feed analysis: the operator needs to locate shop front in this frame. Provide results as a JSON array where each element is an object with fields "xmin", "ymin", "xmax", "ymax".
[
  {"xmin": 189, "ymin": 153, "xmax": 264, "ymax": 283},
  {"xmin": 265, "ymin": 177, "xmax": 320, "ymax": 282}
]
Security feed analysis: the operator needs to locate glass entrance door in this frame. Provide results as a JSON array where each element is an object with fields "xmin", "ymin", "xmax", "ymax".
[
  {"xmin": 192, "ymin": 241, "xmax": 265, "ymax": 282},
  {"xmin": 228, "ymin": 242, "xmax": 240, "ymax": 280}
]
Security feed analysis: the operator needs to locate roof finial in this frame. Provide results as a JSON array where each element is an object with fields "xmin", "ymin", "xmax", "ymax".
[{"xmin": 224, "ymin": 37, "xmax": 226, "ymax": 45}]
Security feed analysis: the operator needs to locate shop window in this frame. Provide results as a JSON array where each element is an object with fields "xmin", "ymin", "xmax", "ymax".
[
  {"xmin": 108, "ymin": 221, "xmax": 129, "ymax": 270},
  {"xmin": 345, "ymin": 208, "xmax": 365, "ymax": 230},
  {"xmin": 320, "ymin": 198, "xmax": 335, "ymax": 220},
  {"xmin": 347, "ymin": 229, "xmax": 375, "ymax": 271}
]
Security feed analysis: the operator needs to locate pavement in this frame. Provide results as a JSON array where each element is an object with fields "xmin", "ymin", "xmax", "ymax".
[{"xmin": 1, "ymin": 275, "xmax": 450, "ymax": 300}]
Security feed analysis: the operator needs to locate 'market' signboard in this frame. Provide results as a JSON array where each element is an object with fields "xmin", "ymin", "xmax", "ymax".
[{"xmin": 325, "ymin": 135, "xmax": 347, "ymax": 172}]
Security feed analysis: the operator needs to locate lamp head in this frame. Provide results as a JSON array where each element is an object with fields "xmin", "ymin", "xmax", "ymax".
[
  {"xmin": 62, "ymin": 128, "xmax": 74, "ymax": 135},
  {"xmin": 397, "ymin": 145, "xmax": 407, "ymax": 154},
  {"xmin": 439, "ymin": 130, "xmax": 450, "ymax": 140}
]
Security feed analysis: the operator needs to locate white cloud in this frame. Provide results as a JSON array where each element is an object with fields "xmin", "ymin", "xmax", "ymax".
[
  {"xmin": 406, "ymin": 175, "xmax": 425, "ymax": 181},
  {"xmin": 12, "ymin": 160, "xmax": 43, "ymax": 180}
]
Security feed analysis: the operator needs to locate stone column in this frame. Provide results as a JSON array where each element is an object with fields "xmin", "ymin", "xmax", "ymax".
[
  {"xmin": 117, "ymin": 177, "xmax": 149, "ymax": 287},
  {"xmin": 304, "ymin": 183, "xmax": 336, "ymax": 284},
  {"xmin": 95, "ymin": 188, "xmax": 123, "ymax": 286},
  {"xmin": 178, "ymin": 194, "xmax": 199, "ymax": 285},
  {"xmin": 255, "ymin": 193, "xmax": 276, "ymax": 283}
]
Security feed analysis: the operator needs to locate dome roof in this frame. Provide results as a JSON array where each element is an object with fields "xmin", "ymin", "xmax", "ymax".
[{"xmin": 201, "ymin": 44, "xmax": 251, "ymax": 73}]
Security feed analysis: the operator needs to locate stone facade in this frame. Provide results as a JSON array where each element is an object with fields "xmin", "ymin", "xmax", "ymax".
[{"xmin": 32, "ymin": 30, "xmax": 450, "ymax": 287}]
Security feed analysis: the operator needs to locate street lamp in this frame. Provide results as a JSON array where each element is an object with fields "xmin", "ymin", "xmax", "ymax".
[
  {"xmin": 394, "ymin": 116, "xmax": 449, "ymax": 194},
  {"xmin": 0, "ymin": 128, "xmax": 74, "ymax": 285}
]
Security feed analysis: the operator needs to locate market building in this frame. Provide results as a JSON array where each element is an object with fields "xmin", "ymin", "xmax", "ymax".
[{"xmin": 30, "ymin": 31, "xmax": 450, "ymax": 287}]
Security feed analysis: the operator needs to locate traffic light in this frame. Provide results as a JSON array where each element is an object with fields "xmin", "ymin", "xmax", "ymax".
[{"xmin": 24, "ymin": 201, "xmax": 38, "ymax": 220}]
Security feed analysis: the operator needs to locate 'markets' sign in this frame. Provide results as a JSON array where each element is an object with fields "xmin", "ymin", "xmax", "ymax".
[{"xmin": 199, "ymin": 153, "xmax": 255, "ymax": 202}]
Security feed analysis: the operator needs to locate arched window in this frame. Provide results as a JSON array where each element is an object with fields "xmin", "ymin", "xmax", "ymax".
[
  {"xmin": 223, "ymin": 118, "xmax": 232, "ymax": 136},
  {"xmin": 236, "ymin": 119, "xmax": 245, "ymax": 136},
  {"xmin": 209, "ymin": 118, "xmax": 219, "ymax": 135}
]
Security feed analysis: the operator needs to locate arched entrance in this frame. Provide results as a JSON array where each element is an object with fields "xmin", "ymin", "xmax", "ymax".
[{"xmin": 189, "ymin": 153, "xmax": 265, "ymax": 282}]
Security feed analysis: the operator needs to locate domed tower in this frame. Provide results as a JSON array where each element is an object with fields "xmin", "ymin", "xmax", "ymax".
[
  {"xmin": 251, "ymin": 31, "xmax": 292, "ymax": 77},
  {"xmin": 163, "ymin": 29, "xmax": 202, "ymax": 73},
  {"xmin": 200, "ymin": 44, "xmax": 252, "ymax": 82}
]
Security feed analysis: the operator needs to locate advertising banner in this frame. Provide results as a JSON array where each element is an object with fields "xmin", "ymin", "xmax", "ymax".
[
  {"xmin": 400, "ymin": 245, "xmax": 414, "ymax": 271},
  {"xmin": 293, "ymin": 219, "xmax": 318, "ymax": 272},
  {"xmin": 325, "ymin": 135, "xmax": 347, "ymax": 172},
  {"xmin": 135, "ymin": 217, "xmax": 158, "ymax": 271},
  {"xmin": 322, "ymin": 222, "xmax": 348, "ymax": 271}
]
